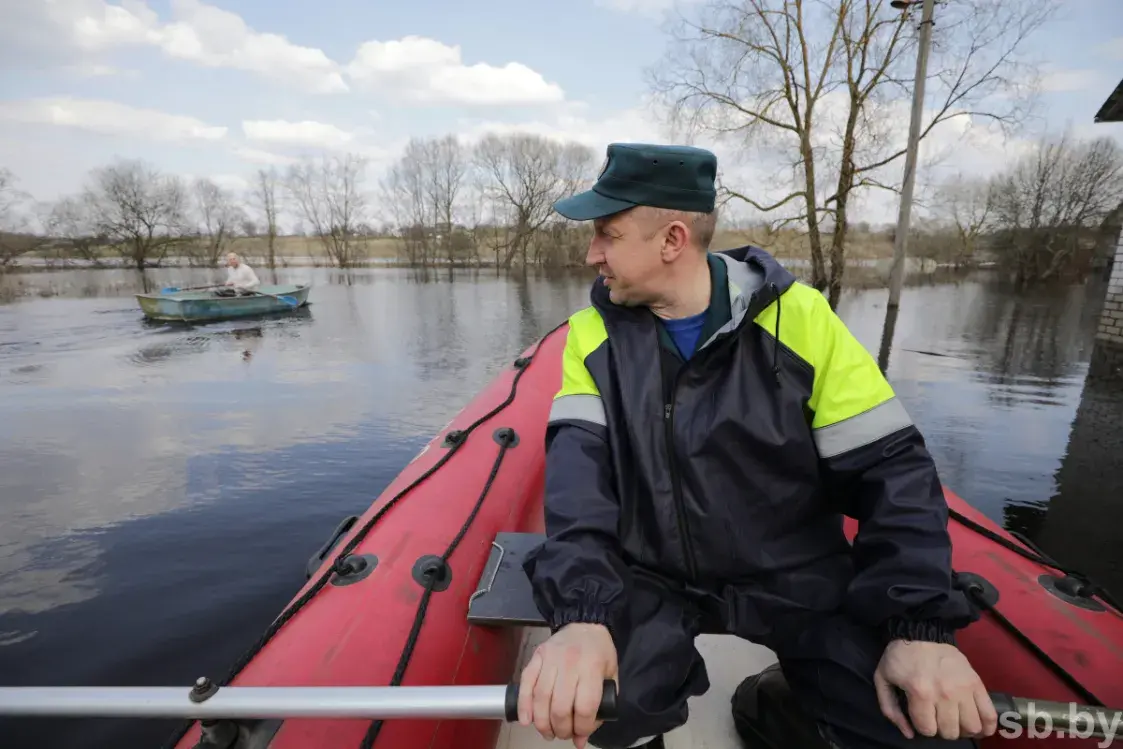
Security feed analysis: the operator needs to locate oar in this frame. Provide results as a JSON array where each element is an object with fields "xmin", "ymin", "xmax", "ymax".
[
  {"xmin": 160, "ymin": 284, "xmax": 223, "ymax": 294},
  {"xmin": 0, "ymin": 680, "xmax": 619, "ymax": 722},
  {"xmin": 989, "ymin": 693, "xmax": 1121, "ymax": 740},
  {"xmin": 250, "ymin": 289, "xmax": 299, "ymax": 307}
]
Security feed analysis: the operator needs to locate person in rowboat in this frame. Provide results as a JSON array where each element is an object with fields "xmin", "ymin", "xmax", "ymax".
[
  {"xmin": 223, "ymin": 252, "xmax": 261, "ymax": 294},
  {"xmin": 518, "ymin": 143, "xmax": 999, "ymax": 749}
]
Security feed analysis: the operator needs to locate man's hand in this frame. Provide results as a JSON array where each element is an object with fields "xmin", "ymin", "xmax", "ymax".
[
  {"xmin": 874, "ymin": 639, "xmax": 998, "ymax": 740},
  {"xmin": 517, "ymin": 622, "xmax": 618, "ymax": 748}
]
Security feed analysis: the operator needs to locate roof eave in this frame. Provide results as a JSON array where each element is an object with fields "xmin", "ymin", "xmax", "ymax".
[{"xmin": 1094, "ymin": 77, "xmax": 1123, "ymax": 123}]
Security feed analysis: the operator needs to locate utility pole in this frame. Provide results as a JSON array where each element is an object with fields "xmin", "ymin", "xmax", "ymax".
[{"xmin": 885, "ymin": 0, "xmax": 936, "ymax": 311}]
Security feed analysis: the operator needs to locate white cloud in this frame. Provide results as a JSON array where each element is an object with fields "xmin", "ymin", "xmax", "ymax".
[
  {"xmin": 62, "ymin": 61, "xmax": 137, "ymax": 78},
  {"xmin": 0, "ymin": 97, "xmax": 227, "ymax": 142},
  {"xmin": 51, "ymin": 0, "xmax": 348, "ymax": 93},
  {"xmin": 22, "ymin": 2, "xmax": 564, "ymax": 104},
  {"xmin": 346, "ymin": 36, "xmax": 565, "ymax": 105},
  {"xmin": 242, "ymin": 120, "xmax": 355, "ymax": 150}
]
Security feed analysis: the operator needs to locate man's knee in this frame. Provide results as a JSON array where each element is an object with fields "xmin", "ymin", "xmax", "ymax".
[
  {"xmin": 586, "ymin": 581, "xmax": 710, "ymax": 749},
  {"xmin": 732, "ymin": 662, "xmax": 832, "ymax": 748},
  {"xmin": 586, "ymin": 653, "xmax": 706, "ymax": 749}
]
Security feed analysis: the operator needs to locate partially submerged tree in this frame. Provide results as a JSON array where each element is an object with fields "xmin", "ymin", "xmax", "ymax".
[
  {"xmin": 932, "ymin": 173, "xmax": 994, "ymax": 266},
  {"xmin": 192, "ymin": 178, "xmax": 246, "ymax": 267},
  {"xmin": 649, "ymin": 0, "xmax": 1055, "ymax": 307},
  {"xmin": 250, "ymin": 168, "xmax": 280, "ymax": 268},
  {"xmin": 987, "ymin": 132, "xmax": 1123, "ymax": 284},
  {"xmin": 473, "ymin": 133, "xmax": 594, "ymax": 269},
  {"xmin": 82, "ymin": 159, "xmax": 189, "ymax": 270},
  {"xmin": 44, "ymin": 195, "xmax": 104, "ymax": 264},
  {"xmin": 0, "ymin": 168, "xmax": 42, "ymax": 268},
  {"xmin": 285, "ymin": 154, "xmax": 370, "ymax": 268},
  {"xmin": 381, "ymin": 135, "xmax": 470, "ymax": 267}
]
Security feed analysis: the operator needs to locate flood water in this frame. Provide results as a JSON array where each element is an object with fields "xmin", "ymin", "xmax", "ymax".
[{"xmin": 0, "ymin": 263, "xmax": 1121, "ymax": 749}]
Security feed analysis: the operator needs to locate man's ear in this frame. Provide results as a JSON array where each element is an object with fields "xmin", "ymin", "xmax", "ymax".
[{"xmin": 660, "ymin": 220, "xmax": 690, "ymax": 262}]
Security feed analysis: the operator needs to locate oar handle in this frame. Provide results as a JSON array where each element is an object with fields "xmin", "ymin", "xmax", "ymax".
[
  {"xmin": 988, "ymin": 693, "xmax": 1122, "ymax": 739},
  {"xmin": 504, "ymin": 680, "xmax": 618, "ymax": 722},
  {"xmin": 0, "ymin": 681, "xmax": 619, "ymax": 722}
]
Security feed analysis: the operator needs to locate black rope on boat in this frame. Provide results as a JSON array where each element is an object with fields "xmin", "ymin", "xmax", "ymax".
[
  {"xmin": 157, "ymin": 321, "xmax": 567, "ymax": 749},
  {"xmin": 948, "ymin": 506, "xmax": 1120, "ymax": 710},
  {"xmin": 359, "ymin": 426, "xmax": 517, "ymax": 749},
  {"xmin": 957, "ymin": 581, "xmax": 1105, "ymax": 707},
  {"xmin": 947, "ymin": 507, "xmax": 1123, "ymax": 616}
]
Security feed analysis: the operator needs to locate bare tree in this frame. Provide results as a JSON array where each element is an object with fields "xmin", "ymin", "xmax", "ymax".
[
  {"xmin": 82, "ymin": 159, "xmax": 189, "ymax": 270},
  {"xmin": 192, "ymin": 178, "xmax": 245, "ymax": 267},
  {"xmin": 285, "ymin": 154, "xmax": 370, "ymax": 268},
  {"xmin": 44, "ymin": 195, "xmax": 105, "ymax": 264},
  {"xmin": 427, "ymin": 136, "xmax": 469, "ymax": 265},
  {"xmin": 648, "ymin": 0, "xmax": 1055, "ymax": 307},
  {"xmin": 380, "ymin": 135, "xmax": 472, "ymax": 267},
  {"xmin": 381, "ymin": 140, "xmax": 439, "ymax": 267},
  {"xmin": 988, "ymin": 132, "xmax": 1123, "ymax": 284},
  {"xmin": 932, "ymin": 173, "xmax": 994, "ymax": 266},
  {"xmin": 0, "ymin": 168, "xmax": 42, "ymax": 268},
  {"xmin": 250, "ymin": 168, "xmax": 280, "ymax": 268},
  {"xmin": 473, "ymin": 133, "xmax": 595, "ymax": 269}
]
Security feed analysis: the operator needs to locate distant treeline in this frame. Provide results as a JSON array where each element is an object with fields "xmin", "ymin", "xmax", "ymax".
[{"xmin": 2, "ymin": 129, "xmax": 1121, "ymax": 288}]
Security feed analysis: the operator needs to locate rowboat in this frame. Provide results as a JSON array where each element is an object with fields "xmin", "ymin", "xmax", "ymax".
[
  {"xmin": 1, "ymin": 320, "xmax": 1120, "ymax": 749},
  {"xmin": 135, "ymin": 284, "xmax": 311, "ymax": 322}
]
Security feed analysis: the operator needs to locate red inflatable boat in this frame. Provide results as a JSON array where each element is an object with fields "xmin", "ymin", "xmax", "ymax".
[{"xmin": 164, "ymin": 322, "xmax": 1122, "ymax": 749}]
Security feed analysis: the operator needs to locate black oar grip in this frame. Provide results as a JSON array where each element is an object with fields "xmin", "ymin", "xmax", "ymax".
[
  {"xmin": 989, "ymin": 692, "xmax": 1016, "ymax": 716},
  {"xmin": 504, "ymin": 680, "xmax": 619, "ymax": 722}
]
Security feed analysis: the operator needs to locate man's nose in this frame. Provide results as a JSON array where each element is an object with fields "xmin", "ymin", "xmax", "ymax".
[{"xmin": 585, "ymin": 241, "xmax": 603, "ymax": 268}]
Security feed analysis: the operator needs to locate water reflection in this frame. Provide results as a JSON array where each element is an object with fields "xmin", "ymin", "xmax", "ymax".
[{"xmin": 0, "ymin": 264, "xmax": 1120, "ymax": 749}]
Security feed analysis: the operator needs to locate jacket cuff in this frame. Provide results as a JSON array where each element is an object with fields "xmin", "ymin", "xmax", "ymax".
[
  {"xmin": 883, "ymin": 617, "xmax": 957, "ymax": 646},
  {"xmin": 548, "ymin": 605, "xmax": 614, "ymax": 637}
]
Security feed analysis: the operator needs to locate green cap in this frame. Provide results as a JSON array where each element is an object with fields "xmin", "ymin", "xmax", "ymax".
[{"xmin": 553, "ymin": 142, "xmax": 718, "ymax": 221}]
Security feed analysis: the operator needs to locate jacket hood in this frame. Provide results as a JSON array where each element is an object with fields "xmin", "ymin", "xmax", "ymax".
[{"xmin": 711, "ymin": 244, "xmax": 797, "ymax": 333}]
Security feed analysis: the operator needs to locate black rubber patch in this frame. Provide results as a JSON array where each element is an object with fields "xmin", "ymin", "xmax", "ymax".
[
  {"xmin": 330, "ymin": 554, "xmax": 378, "ymax": 587},
  {"xmin": 493, "ymin": 427, "xmax": 519, "ymax": 447},
  {"xmin": 953, "ymin": 570, "xmax": 1000, "ymax": 609},
  {"xmin": 412, "ymin": 554, "xmax": 452, "ymax": 592},
  {"xmin": 1038, "ymin": 574, "xmax": 1106, "ymax": 611},
  {"xmin": 441, "ymin": 429, "xmax": 467, "ymax": 448}
]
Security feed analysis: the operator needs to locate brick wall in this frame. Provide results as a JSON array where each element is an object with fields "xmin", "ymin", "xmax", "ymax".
[
  {"xmin": 1090, "ymin": 226, "xmax": 1123, "ymax": 381},
  {"xmin": 1096, "ymin": 229, "xmax": 1123, "ymax": 345}
]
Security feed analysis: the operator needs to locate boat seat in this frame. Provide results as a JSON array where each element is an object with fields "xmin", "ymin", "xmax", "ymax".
[
  {"xmin": 467, "ymin": 532, "xmax": 723, "ymax": 636},
  {"xmin": 467, "ymin": 532, "xmax": 549, "ymax": 627}
]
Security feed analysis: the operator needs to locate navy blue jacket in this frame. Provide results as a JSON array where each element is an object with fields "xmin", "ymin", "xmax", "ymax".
[{"xmin": 522, "ymin": 246, "xmax": 977, "ymax": 649}]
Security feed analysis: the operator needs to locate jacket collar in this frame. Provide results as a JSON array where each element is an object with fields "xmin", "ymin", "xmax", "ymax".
[{"xmin": 589, "ymin": 244, "xmax": 797, "ymax": 353}]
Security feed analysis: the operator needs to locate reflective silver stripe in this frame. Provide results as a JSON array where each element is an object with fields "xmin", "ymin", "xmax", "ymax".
[
  {"xmin": 548, "ymin": 394, "xmax": 606, "ymax": 426},
  {"xmin": 813, "ymin": 397, "xmax": 913, "ymax": 458}
]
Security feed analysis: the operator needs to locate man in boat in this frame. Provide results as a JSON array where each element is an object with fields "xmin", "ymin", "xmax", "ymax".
[
  {"xmin": 518, "ymin": 143, "xmax": 999, "ymax": 749},
  {"xmin": 222, "ymin": 252, "xmax": 261, "ymax": 295}
]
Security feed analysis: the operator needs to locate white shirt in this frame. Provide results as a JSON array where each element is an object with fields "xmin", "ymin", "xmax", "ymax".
[{"xmin": 226, "ymin": 263, "xmax": 260, "ymax": 291}]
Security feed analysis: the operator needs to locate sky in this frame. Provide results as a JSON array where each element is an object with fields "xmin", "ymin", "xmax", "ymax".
[{"xmin": 0, "ymin": 0, "xmax": 1120, "ymax": 229}]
